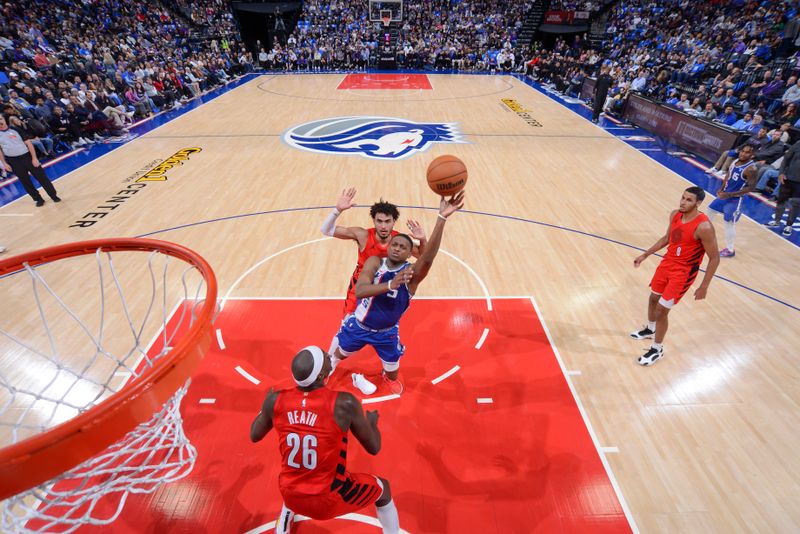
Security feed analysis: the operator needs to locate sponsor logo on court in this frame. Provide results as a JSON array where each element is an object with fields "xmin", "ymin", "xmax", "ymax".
[
  {"xmin": 283, "ymin": 117, "xmax": 464, "ymax": 160},
  {"xmin": 70, "ymin": 147, "xmax": 201, "ymax": 228},
  {"xmin": 501, "ymin": 99, "xmax": 543, "ymax": 127}
]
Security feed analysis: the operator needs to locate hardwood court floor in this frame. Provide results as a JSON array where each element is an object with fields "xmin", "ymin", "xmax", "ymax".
[{"xmin": 1, "ymin": 74, "xmax": 799, "ymax": 533}]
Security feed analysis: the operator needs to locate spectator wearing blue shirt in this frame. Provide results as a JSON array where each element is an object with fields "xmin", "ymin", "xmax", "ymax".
[
  {"xmin": 731, "ymin": 112, "xmax": 754, "ymax": 130},
  {"xmin": 716, "ymin": 105, "xmax": 738, "ymax": 126}
]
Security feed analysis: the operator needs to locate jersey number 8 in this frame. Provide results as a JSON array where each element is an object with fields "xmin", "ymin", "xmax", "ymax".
[{"xmin": 287, "ymin": 433, "xmax": 318, "ymax": 469}]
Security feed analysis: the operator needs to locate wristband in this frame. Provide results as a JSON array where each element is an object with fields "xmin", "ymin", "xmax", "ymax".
[
  {"xmin": 437, "ymin": 214, "xmax": 447, "ymax": 221},
  {"xmin": 387, "ymin": 278, "xmax": 394, "ymax": 291},
  {"xmin": 333, "ymin": 208, "xmax": 341, "ymax": 216}
]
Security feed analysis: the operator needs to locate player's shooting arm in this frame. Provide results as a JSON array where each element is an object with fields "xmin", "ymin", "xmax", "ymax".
[
  {"xmin": 250, "ymin": 388, "xmax": 279, "ymax": 443},
  {"xmin": 409, "ymin": 192, "xmax": 465, "ymax": 289}
]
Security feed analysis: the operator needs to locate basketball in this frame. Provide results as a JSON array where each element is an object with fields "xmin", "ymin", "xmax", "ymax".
[{"xmin": 426, "ymin": 155, "xmax": 468, "ymax": 196}]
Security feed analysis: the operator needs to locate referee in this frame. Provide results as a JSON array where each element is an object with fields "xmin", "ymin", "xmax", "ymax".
[{"xmin": 0, "ymin": 115, "xmax": 60, "ymax": 207}]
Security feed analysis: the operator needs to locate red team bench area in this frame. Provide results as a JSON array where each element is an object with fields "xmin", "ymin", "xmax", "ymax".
[
  {"xmin": 337, "ymin": 74, "xmax": 433, "ymax": 90},
  {"xmin": 74, "ymin": 298, "xmax": 630, "ymax": 533}
]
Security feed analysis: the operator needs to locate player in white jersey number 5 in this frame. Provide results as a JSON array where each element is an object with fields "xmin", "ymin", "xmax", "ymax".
[{"xmin": 330, "ymin": 192, "xmax": 465, "ymax": 395}]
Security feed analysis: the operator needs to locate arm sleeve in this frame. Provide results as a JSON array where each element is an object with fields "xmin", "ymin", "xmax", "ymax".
[{"xmin": 321, "ymin": 208, "xmax": 341, "ymax": 236}]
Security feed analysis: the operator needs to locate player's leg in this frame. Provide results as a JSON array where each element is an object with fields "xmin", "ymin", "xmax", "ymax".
[
  {"xmin": 638, "ymin": 267, "xmax": 687, "ymax": 365},
  {"xmin": 330, "ymin": 318, "xmax": 367, "ymax": 374},
  {"xmin": 632, "ymin": 263, "xmax": 667, "ymax": 339},
  {"xmin": 639, "ymin": 303, "xmax": 669, "ymax": 366},
  {"xmin": 631, "ymin": 292, "xmax": 658, "ymax": 338},
  {"xmin": 373, "ymin": 328, "xmax": 405, "ymax": 394},
  {"xmin": 375, "ymin": 477, "xmax": 400, "ymax": 534},
  {"xmin": 720, "ymin": 199, "xmax": 738, "ymax": 256}
]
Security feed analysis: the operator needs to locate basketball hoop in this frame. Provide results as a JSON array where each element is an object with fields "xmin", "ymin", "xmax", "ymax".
[
  {"xmin": 0, "ymin": 238, "xmax": 217, "ymax": 532},
  {"xmin": 382, "ymin": 15, "xmax": 391, "ymax": 28}
]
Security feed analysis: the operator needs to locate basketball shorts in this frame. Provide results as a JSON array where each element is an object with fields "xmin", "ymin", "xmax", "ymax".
[
  {"xmin": 650, "ymin": 261, "xmax": 700, "ymax": 308},
  {"xmin": 708, "ymin": 197, "xmax": 741, "ymax": 222},
  {"xmin": 282, "ymin": 472, "xmax": 384, "ymax": 520},
  {"xmin": 336, "ymin": 317, "xmax": 405, "ymax": 363}
]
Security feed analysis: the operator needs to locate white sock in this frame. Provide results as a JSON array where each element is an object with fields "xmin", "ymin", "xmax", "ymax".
[
  {"xmin": 647, "ymin": 321, "xmax": 656, "ymax": 331},
  {"xmin": 276, "ymin": 504, "xmax": 294, "ymax": 534},
  {"xmin": 724, "ymin": 220, "xmax": 736, "ymax": 250},
  {"xmin": 376, "ymin": 499, "xmax": 400, "ymax": 534},
  {"xmin": 651, "ymin": 342, "xmax": 663, "ymax": 351}
]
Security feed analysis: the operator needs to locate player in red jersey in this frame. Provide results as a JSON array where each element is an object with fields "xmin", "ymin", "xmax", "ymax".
[
  {"xmin": 321, "ymin": 187, "xmax": 427, "ymax": 317},
  {"xmin": 250, "ymin": 346, "xmax": 400, "ymax": 534},
  {"xmin": 630, "ymin": 187, "xmax": 720, "ymax": 366}
]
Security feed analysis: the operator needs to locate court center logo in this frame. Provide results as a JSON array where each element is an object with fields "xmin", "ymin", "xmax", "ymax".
[{"xmin": 283, "ymin": 116, "xmax": 464, "ymax": 160}]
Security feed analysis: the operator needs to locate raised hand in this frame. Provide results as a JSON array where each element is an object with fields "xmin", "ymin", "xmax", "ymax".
[
  {"xmin": 406, "ymin": 219, "xmax": 426, "ymax": 241},
  {"xmin": 439, "ymin": 191, "xmax": 465, "ymax": 219},
  {"xmin": 336, "ymin": 187, "xmax": 357, "ymax": 212},
  {"xmin": 366, "ymin": 410, "xmax": 379, "ymax": 428}
]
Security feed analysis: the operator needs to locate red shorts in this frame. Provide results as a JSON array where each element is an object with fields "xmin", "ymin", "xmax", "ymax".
[
  {"xmin": 649, "ymin": 261, "xmax": 700, "ymax": 308},
  {"xmin": 281, "ymin": 472, "xmax": 383, "ymax": 520}
]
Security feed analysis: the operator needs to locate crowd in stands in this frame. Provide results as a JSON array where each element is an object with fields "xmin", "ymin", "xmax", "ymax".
[
  {"xmin": 258, "ymin": 0, "xmax": 531, "ymax": 72},
  {"xmin": 525, "ymin": 0, "xmax": 800, "ymax": 199},
  {"xmin": 1, "ymin": 0, "xmax": 251, "ymax": 159}
]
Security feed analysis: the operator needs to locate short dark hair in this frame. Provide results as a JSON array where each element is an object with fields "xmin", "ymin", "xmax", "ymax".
[
  {"xmin": 392, "ymin": 233, "xmax": 413, "ymax": 248},
  {"xmin": 685, "ymin": 186, "xmax": 706, "ymax": 202},
  {"xmin": 370, "ymin": 199, "xmax": 400, "ymax": 220}
]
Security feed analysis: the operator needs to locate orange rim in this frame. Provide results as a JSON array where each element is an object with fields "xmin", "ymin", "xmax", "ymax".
[{"xmin": 0, "ymin": 238, "xmax": 217, "ymax": 500}]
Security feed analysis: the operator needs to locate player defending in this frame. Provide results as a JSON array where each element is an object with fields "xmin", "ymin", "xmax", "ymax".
[
  {"xmin": 706, "ymin": 144, "xmax": 757, "ymax": 257},
  {"xmin": 321, "ymin": 187, "xmax": 427, "ymax": 317},
  {"xmin": 331, "ymin": 192, "xmax": 465, "ymax": 394},
  {"xmin": 630, "ymin": 187, "xmax": 720, "ymax": 366},
  {"xmin": 250, "ymin": 346, "xmax": 400, "ymax": 534}
]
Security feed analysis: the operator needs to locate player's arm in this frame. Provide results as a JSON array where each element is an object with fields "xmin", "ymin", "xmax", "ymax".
[
  {"xmin": 732, "ymin": 165, "xmax": 757, "ymax": 197},
  {"xmin": 406, "ymin": 219, "xmax": 427, "ymax": 258},
  {"xmin": 321, "ymin": 187, "xmax": 369, "ymax": 247},
  {"xmin": 694, "ymin": 221, "xmax": 720, "ymax": 300},
  {"xmin": 408, "ymin": 192, "xmax": 465, "ymax": 292},
  {"xmin": 634, "ymin": 210, "xmax": 675, "ymax": 267},
  {"xmin": 354, "ymin": 256, "xmax": 402, "ymax": 298},
  {"xmin": 250, "ymin": 388, "xmax": 279, "ymax": 443},
  {"xmin": 716, "ymin": 174, "xmax": 730, "ymax": 198},
  {"xmin": 335, "ymin": 392, "xmax": 381, "ymax": 455}
]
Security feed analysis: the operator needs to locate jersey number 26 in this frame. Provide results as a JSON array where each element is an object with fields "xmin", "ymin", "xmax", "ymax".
[{"xmin": 287, "ymin": 433, "xmax": 317, "ymax": 469}]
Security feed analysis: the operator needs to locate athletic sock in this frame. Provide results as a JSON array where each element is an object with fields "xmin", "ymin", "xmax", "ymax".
[
  {"xmin": 647, "ymin": 321, "xmax": 656, "ymax": 331},
  {"xmin": 724, "ymin": 220, "xmax": 736, "ymax": 251},
  {"xmin": 651, "ymin": 342, "xmax": 663, "ymax": 351},
  {"xmin": 376, "ymin": 499, "xmax": 400, "ymax": 534}
]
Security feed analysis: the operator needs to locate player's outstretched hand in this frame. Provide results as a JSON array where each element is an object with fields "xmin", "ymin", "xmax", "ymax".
[
  {"xmin": 633, "ymin": 253, "xmax": 647, "ymax": 267},
  {"xmin": 439, "ymin": 191, "xmax": 465, "ymax": 219},
  {"xmin": 366, "ymin": 410, "xmax": 379, "ymax": 428},
  {"xmin": 406, "ymin": 219, "xmax": 426, "ymax": 241},
  {"xmin": 694, "ymin": 286, "xmax": 708, "ymax": 300},
  {"xmin": 336, "ymin": 187, "xmax": 357, "ymax": 212}
]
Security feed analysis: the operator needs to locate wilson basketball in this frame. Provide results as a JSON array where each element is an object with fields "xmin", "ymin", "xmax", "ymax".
[{"xmin": 426, "ymin": 155, "xmax": 468, "ymax": 196}]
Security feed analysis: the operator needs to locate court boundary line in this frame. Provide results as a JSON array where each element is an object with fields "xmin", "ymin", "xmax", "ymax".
[{"xmin": 528, "ymin": 295, "xmax": 639, "ymax": 533}]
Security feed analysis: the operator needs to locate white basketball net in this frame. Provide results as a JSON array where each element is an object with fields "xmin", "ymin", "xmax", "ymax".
[{"xmin": 0, "ymin": 247, "xmax": 211, "ymax": 533}]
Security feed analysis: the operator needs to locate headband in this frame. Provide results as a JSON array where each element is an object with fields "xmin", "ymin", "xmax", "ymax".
[{"xmin": 294, "ymin": 346, "xmax": 325, "ymax": 387}]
